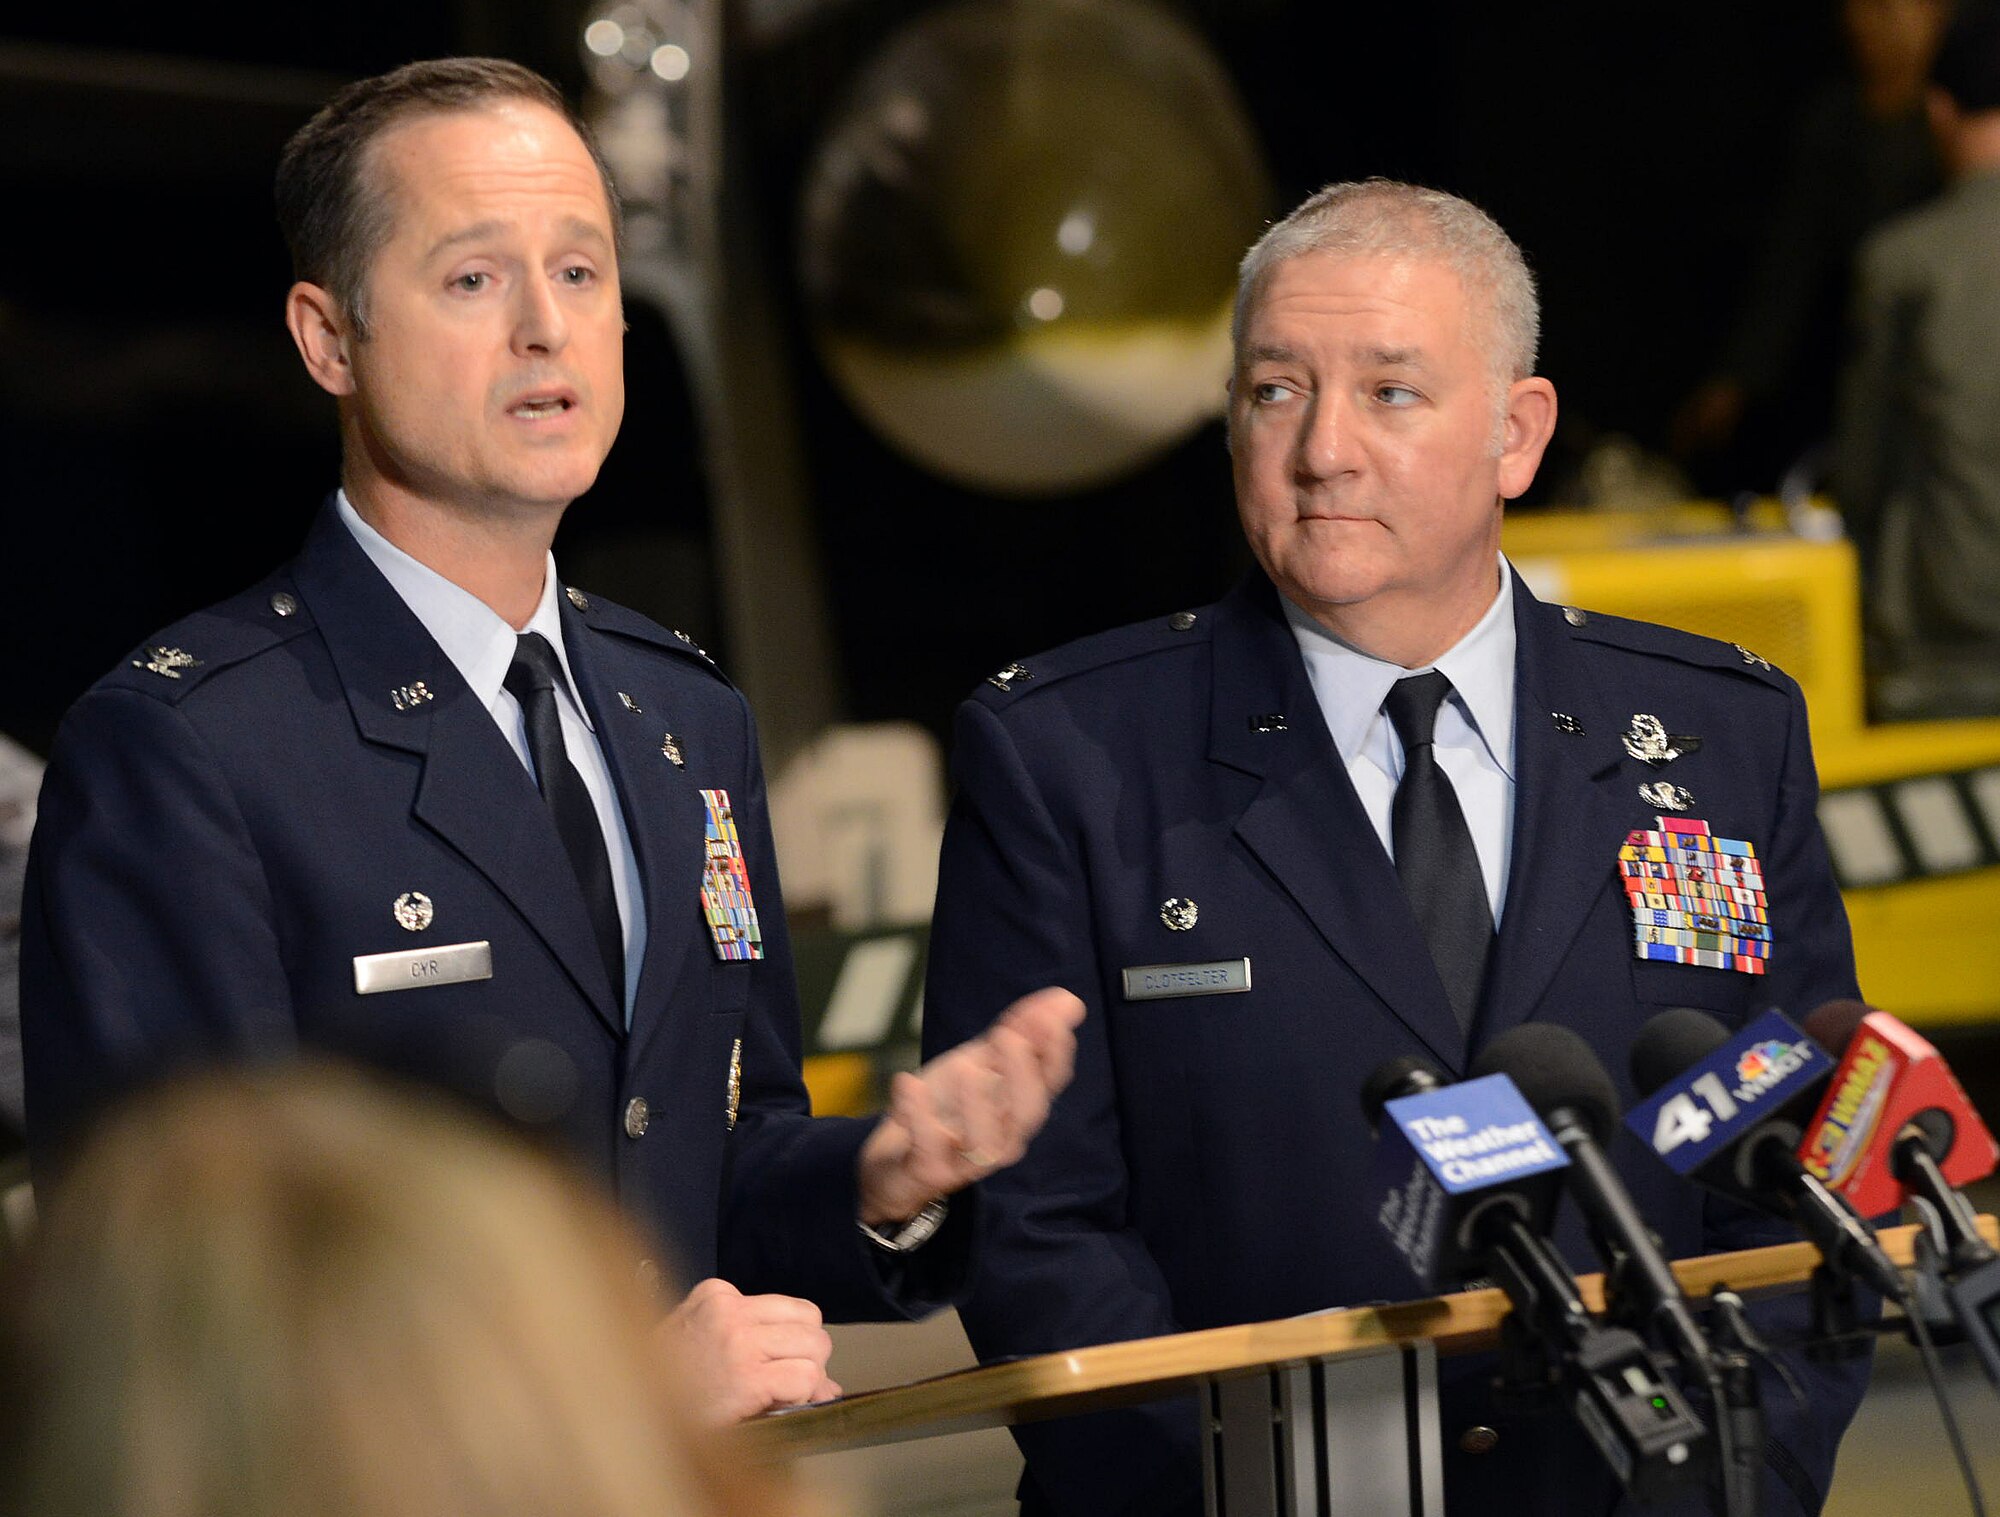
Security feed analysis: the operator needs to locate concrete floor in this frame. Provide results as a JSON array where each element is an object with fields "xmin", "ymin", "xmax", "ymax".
[{"xmin": 799, "ymin": 1309, "xmax": 2000, "ymax": 1516}]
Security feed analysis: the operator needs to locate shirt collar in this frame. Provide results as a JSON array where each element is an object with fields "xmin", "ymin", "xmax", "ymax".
[
  {"xmin": 335, "ymin": 490, "xmax": 590, "ymax": 728},
  {"xmin": 1284, "ymin": 555, "xmax": 1517, "ymax": 778}
]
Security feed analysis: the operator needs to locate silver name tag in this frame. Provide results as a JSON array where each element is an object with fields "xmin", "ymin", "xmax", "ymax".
[
  {"xmin": 353, "ymin": 940, "xmax": 493, "ymax": 995},
  {"xmin": 1121, "ymin": 957, "xmax": 1252, "ymax": 1001}
]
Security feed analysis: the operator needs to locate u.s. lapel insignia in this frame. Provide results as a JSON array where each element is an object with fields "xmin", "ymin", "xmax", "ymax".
[
  {"xmin": 1551, "ymin": 712, "xmax": 1584, "ymax": 735},
  {"xmin": 390, "ymin": 681, "xmax": 433, "ymax": 712},
  {"xmin": 661, "ymin": 732, "xmax": 685, "ymax": 767},
  {"xmin": 1638, "ymin": 780, "xmax": 1695, "ymax": 812},
  {"xmin": 698, "ymin": 789, "xmax": 764, "ymax": 960},
  {"xmin": 1618, "ymin": 816, "xmax": 1768, "ymax": 974},
  {"xmin": 392, "ymin": 891, "xmax": 434, "ymax": 932},
  {"xmin": 133, "ymin": 646, "xmax": 202, "ymax": 679},
  {"xmin": 618, "ymin": 691, "xmax": 643, "ymax": 714},
  {"xmin": 988, "ymin": 661, "xmax": 1032, "ymax": 692},
  {"xmin": 726, "ymin": 1037, "xmax": 743, "ymax": 1130},
  {"xmin": 1160, "ymin": 897, "xmax": 1199, "ymax": 931}
]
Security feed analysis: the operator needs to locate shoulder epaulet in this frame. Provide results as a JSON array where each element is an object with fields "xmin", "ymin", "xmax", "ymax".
[
  {"xmin": 972, "ymin": 606, "xmax": 1211, "ymax": 704},
  {"xmin": 1554, "ymin": 602, "xmax": 1793, "ymax": 690},
  {"xmin": 98, "ymin": 575, "xmax": 317, "ymax": 705},
  {"xmin": 562, "ymin": 584, "xmax": 734, "ymax": 688}
]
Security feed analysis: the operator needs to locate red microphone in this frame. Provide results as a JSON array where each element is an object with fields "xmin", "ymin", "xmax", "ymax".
[{"xmin": 1797, "ymin": 1002, "xmax": 1998, "ymax": 1217}]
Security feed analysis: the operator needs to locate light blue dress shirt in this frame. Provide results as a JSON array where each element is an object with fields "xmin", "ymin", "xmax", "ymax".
[
  {"xmin": 1285, "ymin": 559, "xmax": 1518, "ymax": 924},
  {"xmin": 337, "ymin": 491, "xmax": 647, "ymax": 1020}
]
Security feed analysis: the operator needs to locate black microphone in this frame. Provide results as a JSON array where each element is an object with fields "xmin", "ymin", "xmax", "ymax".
[
  {"xmin": 1477, "ymin": 1025, "xmax": 1761, "ymax": 1517},
  {"xmin": 1629, "ymin": 1008, "xmax": 1905, "ymax": 1302},
  {"xmin": 1363, "ymin": 1055, "xmax": 1708, "ymax": 1499}
]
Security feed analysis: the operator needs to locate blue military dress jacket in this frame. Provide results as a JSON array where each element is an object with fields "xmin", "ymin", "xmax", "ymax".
[
  {"xmin": 23, "ymin": 501, "xmax": 962, "ymax": 1318},
  {"xmin": 923, "ymin": 570, "xmax": 1867, "ymax": 1517}
]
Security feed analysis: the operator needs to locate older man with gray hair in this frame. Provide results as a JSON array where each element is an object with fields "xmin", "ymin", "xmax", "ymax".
[{"xmin": 923, "ymin": 180, "xmax": 1868, "ymax": 1516}]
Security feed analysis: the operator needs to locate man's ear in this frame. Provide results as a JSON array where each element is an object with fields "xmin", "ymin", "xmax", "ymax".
[
  {"xmin": 1496, "ymin": 377, "xmax": 1558, "ymax": 501},
  {"xmin": 285, "ymin": 281, "xmax": 357, "ymax": 398}
]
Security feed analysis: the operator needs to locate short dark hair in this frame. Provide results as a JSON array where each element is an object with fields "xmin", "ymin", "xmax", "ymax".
[
  {"xmin": 275, "ymin": 57, "xmax": 623, "ymax": 338},
  {"xmin": 1934, "ymin": 2, "xmax": 2000, "ymax": 115}
]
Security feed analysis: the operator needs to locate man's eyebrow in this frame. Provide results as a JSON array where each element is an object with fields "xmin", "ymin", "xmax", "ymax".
[
  {"xmin": 423, "ymin": 216, "xmax": 613, "ymax": 262},
  {"xmin": 1240, "ymin": 342, "xmax": 1304, "ymax": 366},
  {"xmin": 1362, "ymin": 345, "xmax": 1427, "ymax": 369}
]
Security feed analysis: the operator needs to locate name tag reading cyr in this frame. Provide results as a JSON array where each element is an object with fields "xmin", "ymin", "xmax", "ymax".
[
  {"xmin": 353, "ymin": 940, "xmax": 493, "ymax": 995},
  {"xmin": 1122, "ymin": 958, "xmax": 1252, "ymax": 1001}
]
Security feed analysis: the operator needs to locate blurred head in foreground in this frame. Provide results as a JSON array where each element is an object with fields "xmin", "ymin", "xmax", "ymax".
[{"xmin": 0, "ymin": 1064, "xmax": 817, "ymax": 1517}]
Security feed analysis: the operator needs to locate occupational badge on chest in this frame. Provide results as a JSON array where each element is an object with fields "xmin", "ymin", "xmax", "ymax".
[
  {"xmin": 1617, "ymin": 816, "xmax": 1769, "ymax": 974},
  {"xmin": 698, "ymin": 788, "xmax": 764, "ymax": 961}
]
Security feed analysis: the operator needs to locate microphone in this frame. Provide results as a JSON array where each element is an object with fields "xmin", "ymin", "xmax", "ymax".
[
  {"xmin": 1796, "ymin": 1002, "xmax": 1998, "ymax": 1228},
  {"xmin": 1797, "ymin": 1003, "xmax": 2000, "ymax": 1391},
  {"xmin": 1626, "ymin": 1008, "xmax": 1905, "ymax": 1302},
  {"xmin": 1476, "ymin": 1025, "xmax": 1763, "ymax": 1517},
  {"xmin": 1365, "ymin": 1057, "xmax": 1708, "ymax": 1498}
]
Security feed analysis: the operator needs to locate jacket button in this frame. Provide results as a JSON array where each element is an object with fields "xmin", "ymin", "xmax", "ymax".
[
  {"xmin": 1459, "ymin": 1425, "xmax": 1500, "ymax": 1455},
  {"xmin": 623, "ymin": 1097, "xmax": 651, "ymax": 1139}
]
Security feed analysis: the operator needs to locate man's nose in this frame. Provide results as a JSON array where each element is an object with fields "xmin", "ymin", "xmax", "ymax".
[
  {"xmin": 511, "ymin": 273, "xmax": 570, "ymax": 357},
  {"xmin": 1296, "ymin": 390, "xmax": 1353, "ymax": 479}
]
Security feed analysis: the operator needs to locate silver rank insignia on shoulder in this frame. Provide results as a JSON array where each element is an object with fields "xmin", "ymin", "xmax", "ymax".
[
  {"xmin": 673, "ymin": 629, "xmax": 712, "ymax": 662},
  {"xmin": 133, "ymin": 646, "xmax": 201, "ymax": 679},
  {"xmin": 269, "ymin": 591, "xmax": 299, "ymax": 617},
  {"xmin": 1169, "ymin": 611, "xmax": 1197, "ymax": 631},
  {"xmin": 393, "ymin": 891, "xmax": 434, "ymax": 932},
  {"xmin": 726, "ymin": 1037, "xmax": 743, "ymax": 1130},
  {"xmin": 391, "ymin": 681, "xmax": 433, "ymax": 711},
  {"xmin": 1735, "ymin": 644, "xmax": 1772, "ymax": 671},
  {"xmin": 1160, "ymin": 897, "xmax": 1199, "ymax": 931},
  {"xmin": 1551, "ymin": 712, "xmax": 1584, "ymax": 735},
  {"xmin": 1639, "ymin": 780, "xmax": 1695, "ymax": 812},
  {"xmin": 618, "ymin": 692, "xmax": 642, "ymax": 713},
  {"xmin": 661, "ymin": 732, "xmax": 684, "ymax": 766},
  {"xmin": 988, "ymin": 661, "xmax": 1032, "ymax": 691},
  {"xmin": 565, "ymin": 586, "xmax": 590, "ymax": 611},
  {"xmin": 1623, "ymin": 714, "xmax": 1701, "ymax": 767}
]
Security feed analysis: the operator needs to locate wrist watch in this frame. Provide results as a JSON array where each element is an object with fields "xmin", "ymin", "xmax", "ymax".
[{"xmin": 857, "ymin": 1198, "xmax": 949, "ymax": 1253}]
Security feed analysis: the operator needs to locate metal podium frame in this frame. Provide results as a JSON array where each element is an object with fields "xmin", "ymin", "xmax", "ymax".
[{"xmin": 1205, "ymin": 1342, "xmax": 1443, "ymax": 1517}]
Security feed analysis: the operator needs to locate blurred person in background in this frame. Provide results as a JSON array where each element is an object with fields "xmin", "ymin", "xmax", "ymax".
[
  {"xmin": 0, "ymin": 1063, "xmax": 831, "ymax": 1517},
  {"xmin": 20, "ymin": 56, "xmax": 1081, "ymax": 1420},
  {"xmin": 1673, "ymin": 0, "xmax": 1946, "ymax": 489},
  {"xmin": 1835, "ymin": 0, "xmax": 2000, "ymax": 717},
  {"xmin": 0, "ymin": 733, "xmax": 38, "ymax": 1156}
]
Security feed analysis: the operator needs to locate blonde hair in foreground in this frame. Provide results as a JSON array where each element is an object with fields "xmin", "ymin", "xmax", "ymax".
[{"xmin": 0, "ymin": 1065, "xmax": 820, "ymax": 1517}]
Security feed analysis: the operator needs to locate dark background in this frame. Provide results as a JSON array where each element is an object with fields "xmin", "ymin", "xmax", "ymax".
[{"xmin": 0, "ymin": 0, "xmax": 1844, "ymax": 754}]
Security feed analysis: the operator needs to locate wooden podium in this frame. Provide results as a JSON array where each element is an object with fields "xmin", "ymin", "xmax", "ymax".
[{"xmin": 747, "ymin": 1220, "xmax": 1995, "ymax": 1516}]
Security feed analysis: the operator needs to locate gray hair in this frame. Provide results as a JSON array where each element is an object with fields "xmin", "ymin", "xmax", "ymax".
[{"xmin": 1233, "ymin": 179, "xmax": 1540, "ymax": 399}]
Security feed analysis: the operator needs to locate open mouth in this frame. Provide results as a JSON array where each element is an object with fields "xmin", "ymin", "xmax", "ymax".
[{"xmin": 509, "ymin": 393, "xmax": 576, "ymax": 419}]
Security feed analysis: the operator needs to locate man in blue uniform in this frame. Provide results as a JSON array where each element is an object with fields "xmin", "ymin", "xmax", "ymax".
[
  {"xmin": 923, "ymin": 181, "xmax": 1867, "ymax": 1514},
  {"xmin": 22, "ymin": 58, "xmax": 1081, "ymax": 1423}
]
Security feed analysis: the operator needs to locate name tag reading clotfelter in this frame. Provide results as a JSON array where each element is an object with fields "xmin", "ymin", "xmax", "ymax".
[
  {"xmin": 352, "ymin": 940, "xmax": 494, "ymax": 995},
  {"xmin": 1121, "ymin": 958, "xmax": 1252, "ymax": 1001}
]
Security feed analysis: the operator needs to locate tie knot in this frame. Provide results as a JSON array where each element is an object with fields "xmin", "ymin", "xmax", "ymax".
[
  {"xmin": 504, "ymin": 631, "xmax": 564, "ymax": 700},
  {"xmin": 1384, "ymin": 670, "xmax": 1454, "ymax": 751}
]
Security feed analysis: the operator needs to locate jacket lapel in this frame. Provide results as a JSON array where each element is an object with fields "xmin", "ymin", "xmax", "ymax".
[
  {"xmin": 291, "ymin": 503, "xmax": 624, "ymax": 1036},
  {"xmin": 1475, "ymin": 576, "xmax": 1629, "ymax": 1045},
  {"xmin": 1214, "ymin": 578, "xmax": 1467, "ymax": 1072},
  {"xmin": 557, "ymin": 603, "xmax": 708, "ymax": 1053}
]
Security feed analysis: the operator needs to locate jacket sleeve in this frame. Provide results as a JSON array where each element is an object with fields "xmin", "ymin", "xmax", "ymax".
[
  {"xmin": 716, "ymin": 693, "xmax": 971, "ymax": 1322},
  {"xmin": 924, "ymin": 698, "xmax": 1203, "ymax": 1517},
  {"xmin": 21, "ymin": 689, "xmax": 298, "ymax": 1173}
]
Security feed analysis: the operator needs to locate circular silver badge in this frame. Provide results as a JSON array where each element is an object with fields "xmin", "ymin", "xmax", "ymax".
[
  {"xmin": 1160, "ymin": 897, "xmax": 1199, "ymax": 931},
  {"xmin": 393, "ymin": 891, "xmax": 435, "ymax": 932}
]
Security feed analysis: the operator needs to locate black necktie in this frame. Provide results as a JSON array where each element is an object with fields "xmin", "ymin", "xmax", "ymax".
[
  {"xmin": 504, "ymin": 632, "xmax": 624, "ymax": 1006},
  {"xmin": 1383, "ymin": 671, "xmax": 1493, "ymax": 1033}
]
